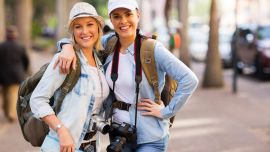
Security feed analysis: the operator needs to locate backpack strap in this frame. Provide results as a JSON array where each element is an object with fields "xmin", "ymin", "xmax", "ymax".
[
  {"xmin": 97, "ymin": 35, "xmax": 118, "ymax": 63},
  {"xmin": 106, "ymin": 35, "xmax": 118, "ymax": 55},
  {"xmin": 54, "ymin": 52, "xmax": 81, "ymax": 113},
  {"xmin": 106, "ymin": 35, "xmax": 161, "ymax": 105},
  {"xmin": 140, "ymin": 38, "xmax": 162, "ymax": 104}
]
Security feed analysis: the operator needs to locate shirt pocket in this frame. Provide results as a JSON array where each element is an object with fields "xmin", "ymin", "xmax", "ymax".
[{"xmin": 74, "ymin": 74, "xmax": 89, "ymax": 96}]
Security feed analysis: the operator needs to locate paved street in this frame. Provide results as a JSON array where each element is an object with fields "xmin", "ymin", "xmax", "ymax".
[{"xmin": 1, "ymin": 50, "xmax": 270, "ymax": 152}]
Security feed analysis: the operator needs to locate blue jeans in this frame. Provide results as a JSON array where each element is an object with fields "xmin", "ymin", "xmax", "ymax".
[
  {"xmin": 136, "ymin": 135, "xmax": 169, "ymax": 152},
  {"xmin": 110, "ymin": 135, "xmax": 169, "ymax": 152}
]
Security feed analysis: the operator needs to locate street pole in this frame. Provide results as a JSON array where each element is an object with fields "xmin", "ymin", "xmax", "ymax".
[{"xmin": 232, "ymin": 0, "xmax": 239, "ymax": 94}]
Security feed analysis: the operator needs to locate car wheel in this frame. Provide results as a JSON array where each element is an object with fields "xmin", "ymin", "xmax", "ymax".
[
  {"xmin": 235, "ymin": 61, "xmax": 243, "ymax": 74},
  {"xmin": 255, "ymin": 56, "xmax": 266, "ymax": 80}
]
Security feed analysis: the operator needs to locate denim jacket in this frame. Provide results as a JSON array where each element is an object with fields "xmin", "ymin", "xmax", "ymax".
[
  {"xmin": 57, "ymin": 33, "xmax": 199, "ymax": 144},
  {"xmin": 30, "ymin": 50, "xmax": 109, "ymax": 151}
]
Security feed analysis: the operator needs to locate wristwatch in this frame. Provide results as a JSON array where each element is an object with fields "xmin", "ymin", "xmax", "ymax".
[{"xmin": 55, "ymin": 124, "xmax": 63, "ymax": 133}]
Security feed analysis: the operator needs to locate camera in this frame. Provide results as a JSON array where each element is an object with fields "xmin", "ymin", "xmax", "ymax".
[
  {"xmin": 81, "ymin": 141, "xmax": 96, "ymax": 152},
  {"xmin": 83, "ymin": 143, "xmax": 95, "ymax": 152},
  {"xmin": 89, "ymin": 115, "xmax": 110, "ymax": 134},
  {"xmin": 106, "ymin": 122, "xmax": 137, "ymax": 152},
  {"xmin": 107, "ymin": 136, "xmax": 126, "ymax": 152}
]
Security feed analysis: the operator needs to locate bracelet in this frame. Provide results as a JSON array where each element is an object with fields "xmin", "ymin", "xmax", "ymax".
[{"xmin": 55, "ymin": 124, "xmax": 63, "ymax": 133}]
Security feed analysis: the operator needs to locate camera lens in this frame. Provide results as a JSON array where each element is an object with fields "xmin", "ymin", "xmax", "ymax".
[
  {"xmin": 90, "ymin": 115, "xmax": 110, "ymax": 134},
  {"xmin": 100, "ymin": 123, "xmax": 110, "ymax": 134}
]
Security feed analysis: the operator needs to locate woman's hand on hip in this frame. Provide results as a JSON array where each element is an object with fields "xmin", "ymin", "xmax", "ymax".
[
  {"xmin": 57, "ymin": 126, "xmax": 75, "ymax": 152},
  {"xmin": 137, "ymin": 98, "xmax": 165, "ymax": 119},
  {"xmin": 53, "ymin": 44, "xmax": 76, "ymax": 74}
]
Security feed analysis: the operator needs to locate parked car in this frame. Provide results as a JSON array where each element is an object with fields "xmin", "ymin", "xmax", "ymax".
[
  {"xmin": 219, "ymin": 31, "xmax": 233, "ymax": 68},
  {"xmin": 189, "ymin": 31, "xmax": 208, "ymax": 62},
  {"xmin": 189, "ymin": 29, "xmax": 233, "ymax": 68},
  {"xmin": 231, "ymin": 25, "xmax": 270, "ymax": 79}
]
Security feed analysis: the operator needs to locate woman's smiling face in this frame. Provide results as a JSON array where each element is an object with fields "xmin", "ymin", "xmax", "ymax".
[
  {"xmin": 72, "ymin": 17, "xmax": 99, "ymax": 50},
  {"xmin": 110, "ymin": 8, "xmax": 140, "ymax": 40}
]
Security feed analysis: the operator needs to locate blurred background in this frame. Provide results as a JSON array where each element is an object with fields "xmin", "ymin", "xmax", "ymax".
[{"xmin": 1, "ymin": 0, "xmax": 270, "ymax": 151}]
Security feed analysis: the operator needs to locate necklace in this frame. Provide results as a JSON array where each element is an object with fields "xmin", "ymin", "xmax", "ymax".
[{"xmin": 94, "ymin": 54, "xmax": 103, "ymax": 101}]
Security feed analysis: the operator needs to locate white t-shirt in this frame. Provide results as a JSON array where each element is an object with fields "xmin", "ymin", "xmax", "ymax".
[
  {"xmin": 105, "ymin": 52, "xmax": 136, "ymax": 124},
  {"xmin": 88, "ymin": 65, "xmax": 110, "ymax": 115}
]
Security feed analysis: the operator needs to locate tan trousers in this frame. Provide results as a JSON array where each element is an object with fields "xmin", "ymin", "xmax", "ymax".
[{"xmin": 2, "ymin": 84, "xmax": 19, "ymax": 121}]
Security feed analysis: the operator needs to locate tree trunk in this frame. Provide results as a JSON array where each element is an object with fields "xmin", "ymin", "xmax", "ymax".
[
  {"xmin": 202, "ymin": 0, "xmax": 223, "ymax": 88},
  {"xmin": 56, "ymin": 0, "xmax": 69, "ymax": 41},
  {"xmin": 179, "ymin": 0, "xmax": 191, "ymax": 67},
  {"xmin": 164, "ymin": 0, "xmax": 172, "ymax": 29},
  {"xmin": 0, "ymin": 0, "xmax": 5, "ymax": 42},
  {"xmin": 15, "ymin": 0, "xmax": 33, "ymax": 50},
  {"xmin": 56, "ymin": 0, "xmax": 80, "ymax": 41}
]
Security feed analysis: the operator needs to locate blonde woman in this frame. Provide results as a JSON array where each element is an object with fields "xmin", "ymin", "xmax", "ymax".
[{"xmin": 30, "ymin": 2, "xmax": 109, "ymax": 152}]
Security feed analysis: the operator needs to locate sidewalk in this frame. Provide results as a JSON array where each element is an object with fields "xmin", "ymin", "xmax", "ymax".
[
  {"xmin": 1, "ymin": 51, "xmax": 270, "ymax": 152},
  {"xmin": 167, "ymin": 63, "xmax": 270, "ymax": 152}
]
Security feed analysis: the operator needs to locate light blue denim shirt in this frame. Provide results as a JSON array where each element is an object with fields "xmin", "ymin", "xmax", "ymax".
[
  {"xmin": 102, "ymin": 33, "xmax": 199, "ymax": 144},
  {"xmin": 57, "ymin": 33, "xmax": 199, "ymax": 144},
  {"xmin": 30, "ymin": 50, "xmax": 108, "ymax": 151}
]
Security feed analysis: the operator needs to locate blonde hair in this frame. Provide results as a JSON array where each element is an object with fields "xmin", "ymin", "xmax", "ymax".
[{"xmin": 68, "ymin": 17, "xmax": 104, "ymax": 51}]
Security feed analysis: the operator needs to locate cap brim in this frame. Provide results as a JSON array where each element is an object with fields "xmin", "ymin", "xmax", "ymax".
[
  {"xmin": 68, "ymin": 14, "xmax": 105, "ymax": 29},
  {"xmin": 108, "ymin": 4, "xmax": 137, "ymax": 15}
]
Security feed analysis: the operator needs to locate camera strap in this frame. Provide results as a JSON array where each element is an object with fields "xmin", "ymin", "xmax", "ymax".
[{"xmin": 110, "ymin": 29, "xmax": 142, "ymax": 129}]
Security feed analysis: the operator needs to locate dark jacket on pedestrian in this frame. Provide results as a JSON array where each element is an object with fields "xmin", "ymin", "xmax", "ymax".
[{"xmin": 0, "ymin": 40, "xmax": 29, "ymax": 86}]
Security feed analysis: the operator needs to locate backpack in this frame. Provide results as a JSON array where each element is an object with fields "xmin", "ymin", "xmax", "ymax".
[
  {"xmin": 140, "ymin": 38, "xmax": 178, "ymax": 127},
  {"xmin": 101, "ymin": 35, "xmax": 178, "ymax": 127},
  {"xmin": 16, "ymin": 53, "xmax": 81, "ymax": 147}
]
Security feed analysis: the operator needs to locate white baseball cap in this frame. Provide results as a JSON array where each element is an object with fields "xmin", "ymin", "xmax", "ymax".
[
  {"xmin": 108, "ymin": 0, "xmax": 139, "ymax": 15},
  {"xmin": 68, "ymin": 2, "xmax": 104, "ymax": 29}
]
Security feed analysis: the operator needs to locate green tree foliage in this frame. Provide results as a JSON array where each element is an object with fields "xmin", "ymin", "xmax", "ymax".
[
  {"xmin": 32, "ymin": 0, "xmax": 55, "ymax": 38},
  {"xmin": 83, "ymin": 0, "xmax": 108, "ymax": 18},
  {"xmin": 189, "ymin": 0, "xmax": 210, "ymax": 18},
  {"xmin": 33, "ymin": 0, "xmax": 54, "ymax": 19},
  {"xmin": 5, "ymin": 0, "xmax": 16, "ymax": 6}
]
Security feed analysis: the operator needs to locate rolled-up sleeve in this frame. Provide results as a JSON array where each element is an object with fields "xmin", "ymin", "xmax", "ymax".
[
  {"xmin": 56, "ymin": 38, "xmax": 72, "ymax": 52},
  {"xmin": 101, "ymin": 33, "xmax": 115, "ymax": 48},
  {"xmin": 154, "ymin": 42, "xmax": 199, "ymax": 119},
  {"xmin": 30, "ymin": 54, "xmax": 67, "ymax": 118}
]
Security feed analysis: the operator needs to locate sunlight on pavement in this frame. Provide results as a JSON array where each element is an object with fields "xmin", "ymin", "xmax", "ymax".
[
  {"xmin": 170, "ymin": 118, "xmax": 223, "ymax": 139},
  {"xmin": 221, "ymin": 147, "xmax": 260, "ymax": 152},
  {"xmin": 172, "ymin": 118, "xmax": 220, "ymax": 128},
  {"xmin": 170, "ymin": 127, "xmax": 223, "ymax": 139},
  {"xmin": 0, "ymin": 123, "xmax": 9, "ymax": 135},
  {"xmin": 170, "ymin": 126, "xmax": 223, "ymax": 139}
]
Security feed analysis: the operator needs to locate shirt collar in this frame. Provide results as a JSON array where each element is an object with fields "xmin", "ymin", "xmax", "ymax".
[
  {"xmin": 93, "ymin": 50, "xmax": 103, "ymax": 68},
  {"xmin": 77, "ymin": 49, "xmax": 103, "ymax": 69},
  {"xmin": 123, "ymin": 29, "xmax": 144, "ymax": 56},
  {"xmin": 126, "ymin": 42, "xmax": 135, "ymax": 56}
]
